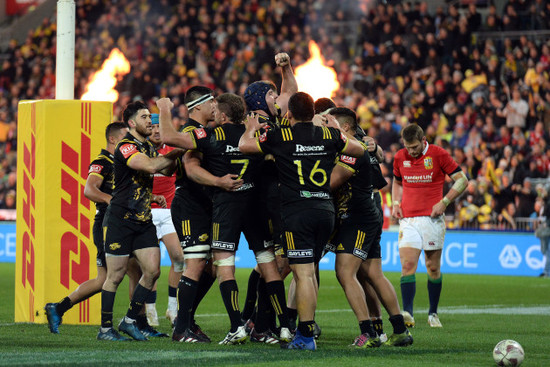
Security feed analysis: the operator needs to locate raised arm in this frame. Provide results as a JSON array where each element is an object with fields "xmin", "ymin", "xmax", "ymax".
[
  {"xmin": 275, "ymin": 53, "xmax": 298, "ymax": 116},
  {"xmin": 157, "ymin": 97, "xmax": 196, "ymax": 149}
]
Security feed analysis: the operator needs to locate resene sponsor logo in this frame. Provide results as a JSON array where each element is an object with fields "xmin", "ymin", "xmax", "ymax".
[
  {"xmin": 225, "ymin": 145, "xmax": 240, "ymax": 153},
  {"xmin": 296, "ymin": 144, "xmax": 324, "ymax": 153}
]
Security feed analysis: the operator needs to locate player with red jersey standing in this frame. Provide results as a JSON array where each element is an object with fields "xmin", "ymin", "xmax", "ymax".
[
  {"xmin": 392, "ymin": 124, "xmax": 467, "ymax": 329},
  {"xmin": 144, "ymin": 113, "xmax": 184, "ymax": 326}
]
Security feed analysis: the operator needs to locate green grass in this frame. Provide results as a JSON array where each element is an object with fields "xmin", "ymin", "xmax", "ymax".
[{"xmin": 0, "ymin": 263, "xmax": 549, "ymax": 366}]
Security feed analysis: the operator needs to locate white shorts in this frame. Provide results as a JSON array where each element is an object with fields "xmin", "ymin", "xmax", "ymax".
[
  {"xmin": 398, "ymin": 216, "xmax": 446, "ymax": 251},
  {"xmin": 152, "ymin": 208, "xmax": 176, "ymax": 240}
]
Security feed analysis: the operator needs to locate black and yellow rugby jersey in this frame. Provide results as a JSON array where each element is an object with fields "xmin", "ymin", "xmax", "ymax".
[
  {"xmin": 194, "ymin": 123, "xmax": 264, "ymax": 199},
  {"xmin": 87, "ymin": 149, "xmax": 115, "ymax": 215},
  {"xmin": 173, "ymin": 118, "xmax": 211, "ymax": 200},
  {"xmin": 257, "ymin": 122, "xmax": 348, "ymax": 206},
  {"xmin": 110, "ymin": 132, "xmax": 158, "ymax": 222},
  {"xmin": 334, "ymin": 142, "xmax": 377, "ymax": 219}
]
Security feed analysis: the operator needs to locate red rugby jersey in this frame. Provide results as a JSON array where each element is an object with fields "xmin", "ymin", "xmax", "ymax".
[
  {"xmin": 152, "ymin": 144, "xmax": 176, "ymax": 209},
  {"xmin": 393, "ymin": 143, "xmax": 459, "ymax": 217}
]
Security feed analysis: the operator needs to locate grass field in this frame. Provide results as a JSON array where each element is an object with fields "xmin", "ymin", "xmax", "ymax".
[{"xmin": 1, "ymin": 262, "xmax": 549, "ymax": 366}]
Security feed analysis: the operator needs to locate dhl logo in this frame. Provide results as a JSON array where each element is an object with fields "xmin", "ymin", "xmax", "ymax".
[
  {"xmin": 21, "ymin": 103, "xmax": 36, "ymax": 321},
  {"xmin": 59, "ymin": 103, "xmax": 93, "ymax": 292}
]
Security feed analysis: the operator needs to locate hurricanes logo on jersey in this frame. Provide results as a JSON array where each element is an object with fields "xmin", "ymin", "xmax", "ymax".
[
  {"xmin": 109, "ymin": 243, "xmax": 121, "ymax": 251},
  {"xmin": 424, "ymin": 157, "xmax": 433, "ymax": 169},
  {"xmin": 198, "ymin": 233, "xmax": 209, "ymax": 242}
]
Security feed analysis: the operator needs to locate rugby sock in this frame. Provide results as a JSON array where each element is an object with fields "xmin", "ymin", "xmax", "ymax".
[
  {"xmin": 191, "ymin": 271, "xmax": 216, "ymax": 320},
  {"xmin": 56, "ymin": 297, "xmax": 72, "ymax": 316},
  {"xmin": 266, "ymin": 280, "xmax": 290, "ymax": 329},
  {"xmin": 400, "ymin": 274, "xmax": 416, "ymax": 315},
  {"xmin": 389, "ymin": 314, "xmax": 407, "ymax": 334},
  {"xmin": 175, "ymin": 276, "xmax": 198, "ymax": 334},
  {"xmin": 168, "ymin": 286, "xmax": 178, "ymax": 310},
  {"xmin": 288, "ymin": 307, "xmax": 298, "ymax": 331},
  {"xmin": 242, "ymin": 269, "xmax": 261, "ymax": 321},
  {"xmin": 254, "ymin": 279, "xmax": 271, "ymax": 333},
  {"xmin": 145, "ymin": 290, "xmax": 157, "ymax": 304},
  {"xmin": 126, "ymin": 284, "xmax": 150, "ymax": 320},
  {"xmin": 219, "ymin": 280, "xmax": 242, "ymax": 332},
  {"xmin": 427, "ymin": 274, "xmax": 442, "ymax": 314},
  {"xmin": 136, "ymin": 314, "xmax": 148, "ymax": 329},
  {"xmin": 101, "ymin": 290, "xmax": 116, "ymax": 328},
  {"xmin": 372, "ymin": 318, "xmax": 384, "ymax": 336},
  {"xmin": 298, "ymin": 320, "xmax": 315, "ymax": 338},
  {"xmin": 359, "ymin": 320, "xmax": 376, "ymax": 337}
]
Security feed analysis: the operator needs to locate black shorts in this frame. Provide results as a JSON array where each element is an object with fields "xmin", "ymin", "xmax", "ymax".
[
  {"xmin": 171, "ymin": 189, "xmax": 212, "ymax": 249},
  {"xmin": 103, "ymin": 205, "xmax": 159, "ymax": 256},
  {"xmin": 281, "ymin": 207, "xmax": 335, "ymax": 265},
  {"xmin": 333, "ymin": 216, "xmax": 381, "ymax": 260},
  {"xmin": 260, "ymin": 179, "xmax": 282, "ymax": 248},
  {"xmin": 211, "ymin": 191, "xmax": 271, "ymax": 253},
  {"xmin": 93, "ymin": 212, "xmax": 106, "ymax": 267}
]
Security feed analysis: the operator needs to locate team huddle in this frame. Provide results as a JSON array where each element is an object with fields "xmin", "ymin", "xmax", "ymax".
[{"xmin": 44, "ymin": 54, "xmax": 467, "ymax": 350}]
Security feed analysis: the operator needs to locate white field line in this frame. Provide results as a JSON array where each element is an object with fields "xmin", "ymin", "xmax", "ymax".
[
  {"xmin": 192, "ymin": 304, "xmax": 550, "ymax": 318},
  {"xmin": 1, "ymin": 305, "xmax": 547, "ymax": 326}
]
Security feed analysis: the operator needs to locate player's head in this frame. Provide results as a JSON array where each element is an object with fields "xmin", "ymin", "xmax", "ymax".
[
  {"xmin": 185, "ymin": 86, "xmax": 216, "ymax": 123},
  {"xmin": 314, "ymin": 97, "xmax": 336, "ymax": 115},
  {"xmin": 328, "ymin": 107, "xmax": 357, "ymax": 133},
  {"xmin": 148, "ymin": 113, "xmax": 162, "ymax": 146},
  {"xmin": 401, "ymin": 123, "xmax": 426, "ymax": 158},
  {"xmin": 122, "ymin": 101, "xmax": 152, "ymax": 137},
  {"xmin": 244, "ymin": 81, "xmax": 279, "ymax": 117},
  {"xmin": 105, "ymin": 122, "xmax": 128, "ymax": 145},
  {"xmin": 288, "ymin": 92, "xmax": 315, "ymax": 122},
  {"xmin": 215, "ymin": 93, "xmax": 246, "ymax": 125}
]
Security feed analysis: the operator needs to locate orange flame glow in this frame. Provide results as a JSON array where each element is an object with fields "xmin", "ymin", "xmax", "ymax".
[
  {"xmin": 81, "ymin": 48, "xmax": 130, "ymax": 102},
  {"xmin": 294, "ymin": 41, "xmax": 340, "ymax": 101}
]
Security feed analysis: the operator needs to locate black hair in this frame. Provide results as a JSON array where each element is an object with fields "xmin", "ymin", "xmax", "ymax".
[
  {"xmin": 185, "ymin": 85, "xmax": 214, "ymax": 105},
  {"xmin": 122, "ymin": 101, "xmax": 148, "ymax": 126},
  {"xmin": 288, "ymin": 92, "xmax": 315, "ymax": 122},
  {"xmin": 105, "ymin": 122, "xmax": 127, "ymax": 141},
  {"xmin": 329, "ymin": 107, "xmax": 357, "ymax": 130}
]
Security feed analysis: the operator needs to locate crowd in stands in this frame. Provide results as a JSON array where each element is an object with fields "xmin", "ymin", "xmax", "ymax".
[{"xmin": 0, "ymin": 0, "xmax": 549, "ymax": 228}]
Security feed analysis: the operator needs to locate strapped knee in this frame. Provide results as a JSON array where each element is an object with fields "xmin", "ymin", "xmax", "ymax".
[
  {"xmin": 255, "ymin": 249, "xmax": 275, "ymax": 264},
  {"xmin": 213, "ymin": 255, "xmax": 235, "ymax": 267}
]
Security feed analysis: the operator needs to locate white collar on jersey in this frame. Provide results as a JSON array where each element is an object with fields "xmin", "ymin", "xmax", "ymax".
[{"xmin": 422, "ymin": 141, "xmax": 429, "ymax": 156}]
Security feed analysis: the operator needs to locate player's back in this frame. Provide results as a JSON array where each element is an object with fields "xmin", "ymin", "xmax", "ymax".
[{"xmin": 259, "ymin": 122, "xmax": 347, "ymax": 208}]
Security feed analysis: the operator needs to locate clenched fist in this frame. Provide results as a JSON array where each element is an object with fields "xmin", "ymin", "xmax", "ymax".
[{"xmin": 275, "ymin": 53, "xmax": 290, "ymax": 67}]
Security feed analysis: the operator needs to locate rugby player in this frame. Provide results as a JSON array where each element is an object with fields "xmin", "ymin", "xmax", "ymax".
[
  {"xmin": 98, "ymin": 101, "xmax": 186, "ymax": 341},
  {"xmin": 392, "ymin": 124, "xmax": 467, "ymax": 328},
  {"xmin": 239, "ymin": 92, "xmax": 366, "ymax": 350},
  {"xmin": 45, "ymin": 122, "xmax": 127, "ymax": 334}
]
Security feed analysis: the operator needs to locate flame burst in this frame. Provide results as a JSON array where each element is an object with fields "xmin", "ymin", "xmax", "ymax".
[
  {"xmin": 294, "ymin": 41, "xmax": 340, "ymax": 101},
  {"xmin": 81, "ymin": 48, "xmax": 130, "ymax": 102}
]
